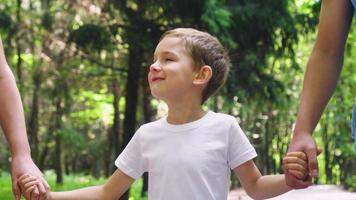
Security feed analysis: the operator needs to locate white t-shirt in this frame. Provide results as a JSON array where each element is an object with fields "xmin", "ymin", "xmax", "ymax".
[{"xmin": 115, "ymin": 111, "xmax": 257, "ymax": 200}]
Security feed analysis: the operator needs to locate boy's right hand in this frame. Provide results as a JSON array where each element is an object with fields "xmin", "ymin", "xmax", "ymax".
[
  {"xmin": 18, "ymin": 174, "xmax": 42, "ymax": 200},
  {"xmin": 283, "ymin": 152, "xmax": 308, "ymax": 180}
]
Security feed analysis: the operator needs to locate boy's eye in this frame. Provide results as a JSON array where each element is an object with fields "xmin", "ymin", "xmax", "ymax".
[{"xmin": 165, "ymin": 58, "xmax": 174, "ymax": 62}]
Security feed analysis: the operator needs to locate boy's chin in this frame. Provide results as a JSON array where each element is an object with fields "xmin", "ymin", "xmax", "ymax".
[
  {"xmin": 150, "ymin": 92, "xmax": 162, "ymax": 99},
  {"xmin": 150, "ymin": 89, "xmax": 164, "ymax": 98}
]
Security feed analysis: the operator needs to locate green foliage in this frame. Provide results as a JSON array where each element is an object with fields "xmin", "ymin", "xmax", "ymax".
[
  {"xmin": 69, "ymin": 24, "xmax": 113, "ymax": 51},
  {"xmin": 0, "ymin": 11, "xmax": 12, "ymax": 32},
  {"xmin": 70, "ymin": 90, "xmax": 114, "ymax": 126},
  {"xmin": 219, "ymin": 0, "xmax": 303, "ymax": 104},
  {"xmin": 201, "ymin": 0, "xmax": 236, "ymax": 48},
  {"xmin": 345, "ymin": 175, "xmax": 356, "ymax": 192},
  {"xmin": 0, "ymin": 173, "xmax": 13, "ymax": 200},
  {"xmin": 173, "ymin": 0, "xmax": 205, "ymax": 22},
  {"xmin": 57, "ymin": 128, "xmax": 85, "ymax": 150},
  {"xmin": 41, "ymin": 12, "xmax": 54, "ymax": 31}
]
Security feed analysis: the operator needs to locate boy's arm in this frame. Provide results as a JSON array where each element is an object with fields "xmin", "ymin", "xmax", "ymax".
[
  {"xmin": 51, "ymin": 169, "xmax": 134, "ymax": 200},
  {"xmin": 233, "ymin": 160, "xmax": 290, "ymax": 200}
]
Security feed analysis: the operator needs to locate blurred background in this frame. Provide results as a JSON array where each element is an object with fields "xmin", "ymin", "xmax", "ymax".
[{"xmin": 0, "ymin": 0, "xmax": 355, "ymax": 199}]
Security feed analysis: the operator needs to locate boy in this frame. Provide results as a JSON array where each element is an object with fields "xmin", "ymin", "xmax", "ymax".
[{"xmin": 19, "ymin": 28, "xmax": 309, "ymax": 200}]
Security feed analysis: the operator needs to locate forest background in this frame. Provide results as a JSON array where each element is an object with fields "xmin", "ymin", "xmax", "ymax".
[{"xmin": 0, "ymin": 0, "xmax": 355, "ymax": 199}]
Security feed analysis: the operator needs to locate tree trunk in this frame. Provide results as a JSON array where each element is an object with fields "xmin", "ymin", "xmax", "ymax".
[
  {"xmin": 55, "ymin": 132, "xmax": 63, "ymax": 184},
  {"xmin": 105, "ymin": 126, "xmax": 114, "ymax": 177},
  {"xmin": 15, "ymin": 0, "xmax": 23, "ymax": 95},
  {"xmin": 28, "ymin": 68, "xmax": 42, "ymax": 162},
  {"xmin": 122, "ymin": 44, "xmax": 141, "ymax": 147},
  {"xmin": 54, "ymin": 97, "xmax": 64, "ymax": 184},
  {"xmin": 38, "ymin": 134, "xmax": 50, "ymax": 170},
  {"xmin": 28, "ymin": 0, "xmax": 42, "ymax": 163},
  {"xmin": 105, "ymin": 77, "xmax": 121, "ymax": 176},
  {"xmin": 264, "ymin": 119, "xmax": 270, "ymax": 174},
  {"xmin": 141, "ymin": 75, "xmax": 155, "ymax": 196},
  {"xmin": 54, "ymin": 71, "xmax": 70, "ymax": 184},
  {"xmin": 38, "ymin": 108, "xmax": 56, "ymax": 170},
  {"xmin": 322, "ymin": 116, "xmax": 332, "ymax": 183},
  {"xmin": 120, "ymin": 39, "xmax": 142, "ymax": 200},
  {"xmin": 112, "ymin": 78, "xmax": 121, "ymax": 164}
]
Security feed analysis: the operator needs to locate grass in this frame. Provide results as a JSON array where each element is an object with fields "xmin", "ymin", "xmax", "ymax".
[{"xmin": 0, "ymin": 171, "xmax": 147, "ymax": 200}]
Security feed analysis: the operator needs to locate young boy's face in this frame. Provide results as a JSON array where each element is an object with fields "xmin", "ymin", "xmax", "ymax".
[{"xmin": 148, "ymin": 36, "xmax": 197, "ymax": 101}]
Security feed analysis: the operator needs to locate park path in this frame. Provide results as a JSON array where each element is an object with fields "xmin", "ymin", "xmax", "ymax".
[{"xmin": 228, "ymin": 185, "xmax": 356, "ymax": 200}]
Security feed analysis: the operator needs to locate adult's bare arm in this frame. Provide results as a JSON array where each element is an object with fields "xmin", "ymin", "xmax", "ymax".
[
  {"xmin": 287, "ymin": 0, "xmax": 353, "ymax": 188},
  {"xmin": 0, "ymin": 37, "xmax": 50, "ymax": 200}
]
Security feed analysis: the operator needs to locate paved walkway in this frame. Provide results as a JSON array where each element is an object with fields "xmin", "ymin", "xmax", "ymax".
[{"xmin": 228, "ymin": 185, "xmax": 356, "ymax": 200}]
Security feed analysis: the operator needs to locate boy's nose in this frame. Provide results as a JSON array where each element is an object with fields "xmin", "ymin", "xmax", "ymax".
[{"xmin": 149, "ymin": 62, "xmax": 161, "ymax": 72}]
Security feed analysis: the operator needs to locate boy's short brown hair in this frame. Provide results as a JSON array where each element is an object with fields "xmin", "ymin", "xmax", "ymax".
[{"xmin": 161, "ymin": 28, "xmax": 231, "ymax": 103}]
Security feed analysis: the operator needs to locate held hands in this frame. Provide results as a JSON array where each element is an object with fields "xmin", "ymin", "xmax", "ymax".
[
  {"xmin": 18, "ymin": 173, "xmax": 49, "ymax": 200},
  {"xmin": 11, "ymin": 156, "xmax": 50, "ymax": 200},
  {"xmin": 283, "ymin": 150, "xmax": 322, "ymax": 189},
  {"xmin": 283, "ymin": 152, "xmax": 308, "ymax": 181},
  {"xmin": 288, "ymin": 133, "xmax": 319, "ymax": 177},
  {"xmin": 286, "ymin": 133, "xmax": 322, "ymax": 189}
]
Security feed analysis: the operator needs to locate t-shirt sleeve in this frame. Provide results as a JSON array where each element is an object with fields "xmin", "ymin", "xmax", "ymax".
[
  {"xmin": 227, "ymin": 120, "xmax": 257, "ymax": 169},
  {"xmin": 115, "ymin": 128, "xmax": 146, "ymax": 179}
]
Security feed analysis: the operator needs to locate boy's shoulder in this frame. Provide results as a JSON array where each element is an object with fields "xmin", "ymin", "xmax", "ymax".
[
  {"xmin": 140, "ymin": 112, "xmax": 237, "ymax": 125},
  {"xmin": 136, "ymin": 111, "xmax": 237, "ymax": 133},
  {"xmin": 208, "ymin": 111, "xmax": 237, "ymax": 122},
  {"xmin": 138, "ymin": 117, "xmax": 165, "ymax": 130}
]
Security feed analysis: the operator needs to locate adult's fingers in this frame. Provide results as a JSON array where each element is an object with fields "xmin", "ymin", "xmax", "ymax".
[
  {"xmin": 12, "ymin": 180, "xmax": 22, "ymax": 200},
  {"xmin": 305, "ymin": 148, "xmax": 319, "ymax": 177},
  {"xmin": 30, "ymin": 186, "xmax": 40, "ymax": 200},
  {"xmin": 41, "ymin": 176, "xmax": 50, "ymax": 189},
  {"xmin": 41, "ymin": 176, "xmax": 50, "ymax": 200},
  {"xmin": 37, "ymin": 179, "xmax": 47, "ymax": 200}
]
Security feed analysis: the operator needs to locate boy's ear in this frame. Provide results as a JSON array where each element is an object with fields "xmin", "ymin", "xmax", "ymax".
[{"xmin": 193, "ymin": 65, "xmax": 212, "ymax": 86}]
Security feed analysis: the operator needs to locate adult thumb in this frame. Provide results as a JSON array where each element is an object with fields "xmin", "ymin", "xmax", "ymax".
[
  {"xmin": 12, "ymin": 181, "xmax": 21, "ymax": 200},
  {"xmin": 305, "ymin": 148, "xmax": 319, "ymax": 177}
]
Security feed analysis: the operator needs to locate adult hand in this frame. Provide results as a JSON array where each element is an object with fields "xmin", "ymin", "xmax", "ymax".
[
  {"xmin": 285, "ymin": 133, "xmax": 319, "ymax": 189},
  {"xmin": 11, "ymin": 155, "xmax": 50, "ymax": 200}
]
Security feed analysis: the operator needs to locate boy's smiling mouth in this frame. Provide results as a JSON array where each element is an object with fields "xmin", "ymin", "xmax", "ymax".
[{"xmin": 151, "ymin": 77, "xmax": 165, "ymax": 82}]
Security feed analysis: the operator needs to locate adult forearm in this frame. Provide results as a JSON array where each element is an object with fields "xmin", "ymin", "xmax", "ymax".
[
  {"xmin": 294, "ymin": 0, "xmax": 352, "ymax": 137},
  {"xmin": 294, "ymin": 49, "xmax": 343, "ymax": 136},
  {"xmin": 247, "ymin": 175, "xmax": 291, "ymax": 200},
  {"xmin": 0, "ymin": 62, "xmax": 30, "ymax": 157},
  {"xmin": 0, "ymin": 37, "xmax": 30, "ymax": 157}
]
